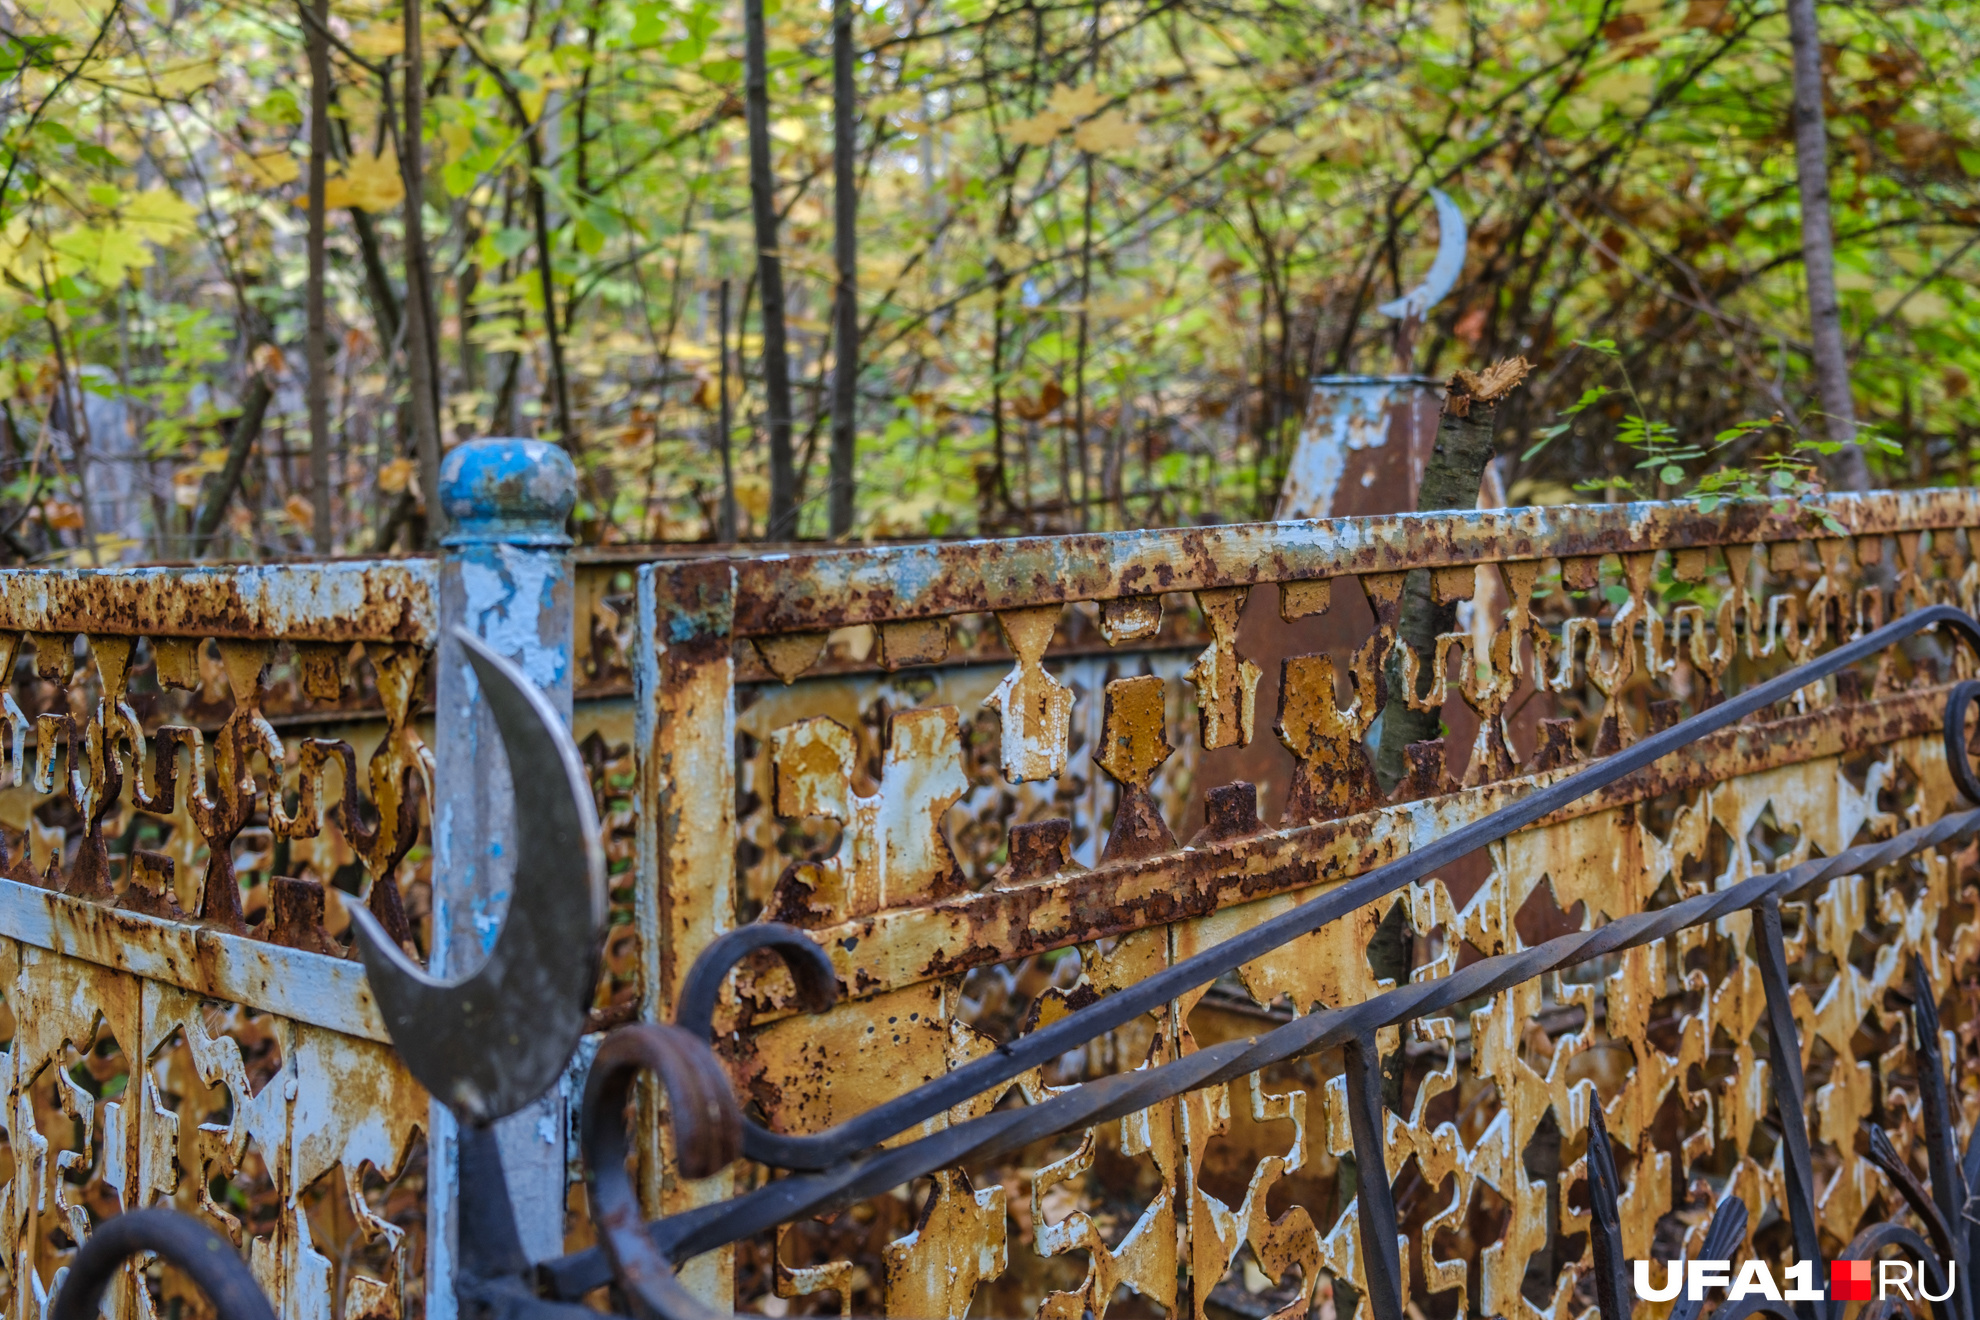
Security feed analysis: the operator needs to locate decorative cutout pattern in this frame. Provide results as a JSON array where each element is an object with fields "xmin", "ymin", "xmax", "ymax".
[{"xmin": 647, "ymin": 502, "xmax": 1980, "ymax": 1320}]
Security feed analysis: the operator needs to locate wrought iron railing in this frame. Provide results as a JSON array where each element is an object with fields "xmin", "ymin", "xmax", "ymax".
[{"xmin": 54, "ymin": 602, "xmax": 1980, "ymax": 1320}]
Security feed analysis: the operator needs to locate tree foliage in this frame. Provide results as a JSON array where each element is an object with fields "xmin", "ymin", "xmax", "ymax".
[{"xmin": 0, "ymin": 0, "xmax": 1971, "ymax": 557}]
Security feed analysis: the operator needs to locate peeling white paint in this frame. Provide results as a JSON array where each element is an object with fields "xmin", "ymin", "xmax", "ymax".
[
  {"xmin": 1277, "ymin": 379, "xmax": 1403, "ymax": 519},
  {"xmin": 459, "ymin": 545, "xmax": 569, "ymax": 692}
]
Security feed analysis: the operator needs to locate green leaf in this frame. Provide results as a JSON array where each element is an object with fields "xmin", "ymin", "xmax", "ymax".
[
  {"xmin": 628, "ymin": 1, "xmax": 670, "ymax": 44},
  {"xmin": 492, "ymin": 226, "xmax": 534, "ymax": 260},
  {"xmin": 1659, "ymin": 464, "xmax": 1683, "ymax": 484},
  {"xmin": 1559, "ymin": 385, "xmax": 1611, "ymax": 416},
  {"xmin": 255, "ymin": 88, "xmax": 303, "ymax": 125},
  {"xmin": 1712, "ymin": 420, "xmax": 1770, "ymax": 445}
]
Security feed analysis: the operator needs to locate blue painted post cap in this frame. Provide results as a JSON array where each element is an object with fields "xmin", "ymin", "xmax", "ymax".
[{"xmin": 439, "ymin": 438, "xmax": 577, "ymax": 547}]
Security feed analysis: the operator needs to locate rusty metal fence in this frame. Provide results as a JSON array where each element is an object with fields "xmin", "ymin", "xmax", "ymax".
[
  {"xmin": 1, "ymin": 438, "xmax": 1979, "ymax": 1320},
  {"xmin": 629, "ymin": 487, "xmax": 1980, "ymax": 1320}
]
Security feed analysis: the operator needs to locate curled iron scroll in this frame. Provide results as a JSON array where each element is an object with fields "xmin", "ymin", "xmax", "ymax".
[
  {"xmin": 580, "ymin": 1024, "xmax": 741, "ymax": 1320},
  {"xmin": 349, "ymin": 628, "xmax": 607, "ymax": 1125},
  {"xmin": 672, "ymin": 921, "xmax": 840, "ymax": 1168},
  {"xmin": 50, "ymin": 1208, "xmax": 277, "ymax": 1320}
]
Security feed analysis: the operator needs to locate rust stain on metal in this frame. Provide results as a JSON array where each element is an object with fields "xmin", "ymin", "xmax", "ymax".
[
  {"xmin": 1277, "ymin": 650, "xmax": 1382, "ymax": 824},
  {"xmin": 732, "ymin": 684, "xmax": 1962, "ymax": 1013},
  {"xmin": 724, "ymin": 489, "xmax": 1978, "ymax": 635},
  {"xmin": 1099, "ymin": 594, "xmax": 1163, "ymax": 644},
  {"xmin": 879, "ymin": 617, "xmax": 951, "ymax": 669},
  {"xmin": 0, "ymin": 559, "xmax": 435, "ymax": 641},
  {"xmin": 983, "ymin": 605, "xmax": 1075, "ymax": 783},
  {"xmin": 1094, "ymin": 676, "xmax": 1176, "ymax": 863},
  {"xmin": 1185, "ymin": 587, "xmax": 1260, "ymax": 751}
]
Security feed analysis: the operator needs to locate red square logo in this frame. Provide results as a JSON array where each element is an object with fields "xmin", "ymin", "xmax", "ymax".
[{"xmin": 1831, "ymin": 1259, "xmax": 1873, "ymax": 1301}]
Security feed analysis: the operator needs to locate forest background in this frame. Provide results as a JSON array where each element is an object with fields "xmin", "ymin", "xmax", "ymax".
[{"xmin": 0, "ymin": 0, "xmax": 1971, "ymax": 561}]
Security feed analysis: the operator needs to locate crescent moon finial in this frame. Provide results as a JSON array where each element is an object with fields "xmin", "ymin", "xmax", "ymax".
[
  {"xmin": 349, "ymin": 628, "xmax": 606, "ymax": 1124},
  {"xmin": 1376, "ymin": 187, "xmax": 1468, "ymax": 321}
]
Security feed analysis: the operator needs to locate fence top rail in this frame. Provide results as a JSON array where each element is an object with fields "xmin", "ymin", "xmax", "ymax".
[
  {"xmin": 0, "ymin": 558, "xmax": 437, "ymax": 642},
  {"xmin": 675, "ymin": 488, "xmax": 1980, "ymax": 636}
]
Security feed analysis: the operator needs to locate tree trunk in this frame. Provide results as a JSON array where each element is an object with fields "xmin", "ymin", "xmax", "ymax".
[
  {"xmin": 304, "ymin": 0, "xmax": 333, "ymax": 553},
  {"xmin": 401, "ymin": 0, "xmax": 447, "ymax": 541},
  {"xmin": 718, "ymin": 279, "xmax": 738, "ymax": 542},
  {"xmin": 1373, "ymin": 359, "xmax": 1529, "ymax": 793},
  {"xmin": 1785, "ymin": 0, "xmax": 1869, "ymax": 492},
  {"xmin": 744, "ymin": 0, "xmax": 797, "ymax": 538},
  {"xmin": 194, "ymin": 374, "xmax": 274, "ymax": 556},
  {"xmin": 526, "ymin": 134, "xmax": 576, "ymax": 450},
  {"xmin": 827, "ymin": 0, "xmax": 857, "ymax": 539}
]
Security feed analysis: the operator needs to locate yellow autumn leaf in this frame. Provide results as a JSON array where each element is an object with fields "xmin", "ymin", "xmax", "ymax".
[
  {"xmin": 1073, "ymin": 109, "xmax": 1139, "ymax": 154},
  {"xmin": 1005, "ymin": 110, "xmax": 1069, "ymax": 146},
  {"xmin": 348, "ymin": 22, "xmax": 403, "ymax": 56},
  {"xmin": 1900, "ymin": 291, "xmax": 1950, "ymax": 325},
  {"xmin": 1430, "ymin": 0, "xmax": 1467, "ymax": 42},
  {"xmin": 242, "ymin": 150, "xmax": 300, "ymax": 187},
  {"xmin": 1253, "ymin": 129, "xmax": 1300, "ymax": 155},
  {"xmin": 51, "ymin": 223, "xmax": 151, "ymax": 284},
  {"xmin": 992, "ymin": 240, "xmax": 1033, "ymax": 270},
  {"xmin": 378, "ymin": 457, "xmax": 416, "ymax": 492},
  {"xmin": 120, "ymin": 188, "xmax": 197, "ymax": 243},
  {"xmin": 771, "ymin": 117, "xmax": 809, "ymax": 144},
  {"xmin": 322, "ymin": 149, "xmax": 405, "ymax": 213},
  {"xmin": 734, "ymin": 471, "xmax": 770, "ymax": 521},
  {"xmin": 1046, "ymin": 83, "xmax": 1107, "ymax": 119},
  {"xmin": 282, "ymin": 494, "xmax": 316, "ymax": 527},
  {"xmin": 1091, "ymin": 289, "xmax": 1158, "ymax": 319},
  {"xmin": 1585, "ymin": 68, "xmax": 1652, "ymax": 110},
  {"xmin": 438, "ymin": 117, "xmax": 475, "ymax": 162}
]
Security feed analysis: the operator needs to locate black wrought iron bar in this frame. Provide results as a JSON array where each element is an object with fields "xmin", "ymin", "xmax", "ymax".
[
  {"xmin": 1666, "ymin": 1196, "xmax": 1750, "ymax": 1320},
  {"xmin": 542, "ymin": 800, "xmax": 1980, "ymax": 1301},
  {"xmin": 1586, "ymin": 1107, "xmax": 1632, "ymax": 1320},
  {"xmin": 1912, "ymin": 935, "xmax": 1975, "ymax": 1320},
  {"xmin": 1344, "ymin": 1030, "xmax": 1407, "ymax": 1320},
  {"xmin": 1753, "ymin": 894, "xmax": 1830, "ymax": 1320},
  {"xmin": 679, "ymin": 605, "xmax": 1980, "ymax": 1174}
]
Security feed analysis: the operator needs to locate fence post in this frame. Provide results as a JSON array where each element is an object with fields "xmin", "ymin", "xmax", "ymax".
[{"xmin": 428, "ymin": 437, "xmax": 578, "ymax": 1320}]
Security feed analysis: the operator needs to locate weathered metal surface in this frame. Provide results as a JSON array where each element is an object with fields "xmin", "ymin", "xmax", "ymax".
[
  {"xmin": 630, "ymin": 489, "xmax": 1980, "ymax": 1320},
  {"xmin": 0, "ymin": 559, "xmax": 435, "ymax": 641},
  {"xmin": 1273, "ymin": 376, "xmax": 1440, "ymax": 522},
  {"xmin": 0, "ymin": 613, "xmax": 441, "ymax": 1318},
  {"xmin": 10, "ymin": 475, "xmax": 1980, "ymax": 1320},
  {"xmin": 428, "ymin": 439, "xmax": 584, "ymax": 1295}
]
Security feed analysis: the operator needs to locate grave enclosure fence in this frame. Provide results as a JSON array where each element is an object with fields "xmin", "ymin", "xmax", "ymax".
[{"xmin": 0, "ymin": 441, "xmax": 1976, "ymax": 1320}]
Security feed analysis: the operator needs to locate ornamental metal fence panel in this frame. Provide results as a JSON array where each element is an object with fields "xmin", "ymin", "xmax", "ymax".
[
  {"xmin": 3, "ymin": 440, "xmax": 1980, "ymax": 1320},
  {"xmin": 628, "ymin": 488, "xmax": 1980, "ymax": 1320}
]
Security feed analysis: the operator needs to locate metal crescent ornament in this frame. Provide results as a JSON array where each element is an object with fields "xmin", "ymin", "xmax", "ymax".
[
  {"xmin": 1376, "ymin": 187, "xmax": 1468, "ymax": 320},
  {"xmin": 349, "ymin": 628, "xmax": 607, "ymax": 1124}
]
